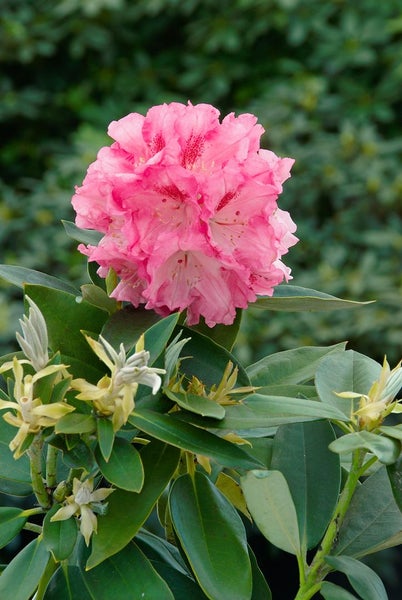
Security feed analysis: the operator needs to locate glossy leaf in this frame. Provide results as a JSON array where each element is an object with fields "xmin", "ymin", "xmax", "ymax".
[
  {"xmin": 164, "ymin": 388, "xmax": 225, "ymax": 419},
  {"xmin": 100, "ymin": 305, "xmax": 163, "ymax": 353},
  {"xmin": 143, "ymin": 312, "xmax": 182, "ymax": 365},
  {"xmin": 80, "ymin": 283, "xmax": 118, "ymax": 314},
  {"xmin": 335, "ymin": 466, "xmax": 402, "ymax": 557},
  {"xmin": 190, "ymin": 308, "xmax": 242, "ymax": 351},
  {"xmin": 271, "ymin": 421, "xmax": 340, "ymax": 549},
  {"xmin": 55, "ymin": 413, "xmax": 96, "ymax": 435},
  {"xmin": 46, "ymin": 539, "xmax": 174, "ymax": 600},
  {"xmin": 169, "ymin": 472, "xmax": 252, "ymax": 600},
  {"xmin": 24, "ymin": 284, "xmax": 107, "ymax": 369},
  {"xmin": 325, "ymin": 556, "xmax": 388, "ymax": 600},
  {"xmin": 329, "ymin": 431, "xmax": 400, "ymax": 465},
  {"xmin": 253, "ymin": 285, "xmax": 374, "ymax": 311},
  {"xmin": 0, "ymin": 507, "xmax": 27, "ymax": 549},
  {"xmin": 0, "ymin": 264, "xmax": 79, "ymax": 295},
  {"xmin": 176, "ymin": 325, "xmax": 251, "ymax": 387},
  {"xmin": 95, "ymin": 437, "xmax": 144, "ymax": 492},
  {"xmin": 247, "ymin": 343, "xmax": 346, "ymax": 387},
  {"xmin": 43, "ymin": 504, "xmax": 77, "ymax": 561},
  {"xmin": 97, "ymin": 417, "xmax": 115, "ymax": 462},
  {"xmin": 241, "ymin": 470, "xmax": 301, "ymax": 556},
  {"xmin": 0, "ymin": 418, "xmax": 32, "ymax": 496},
  {"xmin": 316, "ymin": 350, "xmax": 382, "ymax": 418},
  {"xmin": 320, "ymin": 582, "xmax": 359, "ymax": 600},
  {"xmin": 0, "ymin": 537, "xmax": 50, "ymax": 600},
  {"xmin": 129, "ymin": 408, "xmax": 262, "ymax": 470},
  {"xmin": 249, "ymin": 545, "xmax": 272, "ymax": 600},
  {"xmin": 88, "ymin": 441, "xmax": 180, "ymax": 569},
  {"xmin": 135, "ymin": 529, "xmax": 191, "ymax": 576}
]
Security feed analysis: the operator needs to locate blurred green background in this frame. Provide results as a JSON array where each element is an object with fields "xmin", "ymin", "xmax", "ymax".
[{"xmin": 1, "ymin": 0, "xmax": 401, "ymax": 364}]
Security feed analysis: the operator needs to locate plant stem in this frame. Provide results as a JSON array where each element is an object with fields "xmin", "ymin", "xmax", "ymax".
[
  {"xmin": 23, "ymin": 522, "xmax": 43, "ymax": 534},
  {"xmin": 45, "ymin": 443, "xmax": 58, "ymax": 489},
  {"xmin": 28, "ymin": 435, "xmax": 51, "ymax": 509},
  {"xmin": 294, "ymin": 449, "xmax": 365, "ymax": 600}
]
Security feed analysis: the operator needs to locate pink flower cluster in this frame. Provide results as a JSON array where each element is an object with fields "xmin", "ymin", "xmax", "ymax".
[{"xmin": 72, "ymin": 102, "xmax": 297, "ymax": 326}]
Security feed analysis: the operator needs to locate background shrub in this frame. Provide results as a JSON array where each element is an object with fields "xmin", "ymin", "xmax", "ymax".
[{"xmin": 1, "ymin": 0, "xmax": 401, "ymax": 365}]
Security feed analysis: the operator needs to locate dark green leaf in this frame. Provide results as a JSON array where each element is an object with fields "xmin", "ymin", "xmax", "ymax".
[
  {"xmin": 0, "ymin": 507, "xmax": 27, "ymax": 549},
  {"xmin": 335, "ymin": 466, "xmax": 402, "ymax": 557},
  {"xmin": 253, "ymin": 285, "xmax": 374, "ymax": 311},
  {"xmin": 43, "ymin": 504, "xmax": 78, "ymax": 561},
  {"xmin": 80, "ymin": 283, "xmax": 118, "ymax": 314},
  {"xmin": 325, "ymin": 556, "xmax": 388, "ymax": 600},
  {"xmin": 97, "ymin": 417, "xmax": 115, "ymax": 462},
  {"xmin": 95, "ymin": 437, "xmax": 144, "ymax": 492},
  {"xmin": 46, "ymin": 538, "xmax": 174, "ymax": 599},
  {"xmin": 170, "ymin": 472, "xmax": 252, "ymax": 600},
  {"xmin": 176, "ymin": 325, "xmax": 251, "ymax": 388},
  {"xmin": 190, "ymin": 308, "xmax": 243, "ymax": 351},
  {"xmin": 387, "ymin": 454, "xmax": 402, "ymax": 511},
  {"xmin": 100, "ymin": 305, "xmax": 163, "ymax": 353},
  {"xmin": 0, "ymin": 538, "xmax": 50, "ymax": 600},
  {"xmin": 271, "ymin": 421, "xmax": 341, "ymax": 549},
  {"xmin": 24, "ymin": 284, "xmax": 107, "ymax": 368},
  {"xmin": 88, "ymin": 441, "xmax": 180, "ymax": 569},
  {"xmin": 249, "ymin": 545, "xmax": 272, "ymax": 600},
  {"xmin": 129, "ymin": 408, "xmax": 262, "ymax": 470},
  {"xmin": 0, "ymin": 418, "xmax": 32, "ymax": 496},
  {"xmin": 241, "ymin": 469, "xmax": 301, "ymax": 556},
  {"xmin": 0, "ymin": 265, "xmax": 79, "ymax": 295}
]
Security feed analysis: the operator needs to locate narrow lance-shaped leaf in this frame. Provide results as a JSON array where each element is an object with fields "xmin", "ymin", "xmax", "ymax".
[
  {"xmin": 324, "ymin": 556, "xmax": 388, "ymax": 600},
  {"xmin": 0, "ymin": 537, "xmax": 50, "ymax": 600}
]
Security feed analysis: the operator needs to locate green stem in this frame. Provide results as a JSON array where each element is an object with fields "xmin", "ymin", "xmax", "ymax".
[
  {"xmin": 21, "ymin": 507, "xmax": 44, "ymax": 518},
  {"xmin": 34, "ymin": 555, "xmax": 58, "ymax": 600},
  {"xmin": 28, "ymin": 435, "xmax": 51, "ymax": 509},
  {"xmin": 185, "ymin": 451, "xmax": 196, "ymax": 477},
  {"xmin": 23, "ymin": 522, "xmax": 43, "ymax": 534},
  {"xmin": 294, "ymin": 449, "xmax": 365, "ymax": 600},
  {"xmin": 45, "ymin": 444, "xmax": 58, "ymax": 489}
]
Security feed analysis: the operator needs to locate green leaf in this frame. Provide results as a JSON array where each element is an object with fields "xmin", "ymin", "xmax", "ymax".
[
  {"xmin": 241, "ymin": 470, "xmax": 301, "ymax": 556},
  {"xmin": 80, "ymin": 283, "xmax": 118, "ymax": 314},
  {"xmin": 55, "ymin": 413, "xmax": 96, "ymax": 435},
  {"xmin": 320, "ymin": 582, "xmax": 359, "ymax": 600},
  {"xmin": 247, "ymin": 343, "xmax": 346, "ymax": 387},
  {"xmin": 253, "ymin": 285, "xmax": 374, "ymax": 311},
  {"xmin": 135, "ymin": 529, "xmax": 191, "ymax": 577},
  {"xmin": 190, "ymin": 308, "xmax": 243, "ymax": 351},
  {"xmin": 88, "ymin": 441, "xmax": 180, "ymax": 569},
  {"xmin": 329, "ymin": 431, "xmax": 400, "ymax": 465},
  {"xmin": 249, "ymin": 545, "xmax": 272, "ymax": 600},
  {"xmin": 325, "ymin": 556, "xmax": 388, "ymax": 600},
  {"xmin": 176, "ymin": 325, "xmax": 251, "ymax": 388},
  {"xmin": 97, "ymin": 417, "xmax": 115, "ymax": 462},
  {"xmin": 164, "ymin": 388, "xmax": 225, "ymax": 419},
  {"xmin": 58, "ymin": 438, "xmax": 96, "ymax": 473},
  {"xmin": 0, "ymin": 265, "xmax": 79, "ymax": 295},
  {"xmin": 316, "ymin": 350, "xmax": 382, "ymax": 418},
  {"xmin": 24, "ymin": 284, "xmax": 107, "ymax": 369},
  {"xmin": 271, "ymin": 421, "xmax": 341, "ymax": 549},
  {"xmin": 46, "ymin": 539, "xmax": 174, "ymax": 600},
  {"xmin": 169, "ymin": 472, "xmax": 252, "ymax": 600},
  {"xmin": 0, "ymin": 507, "xmax": 27, "ymax": 549},
  {"xmin": 387, "ymin": 454, "xmax": 402, "ymax": 511},
  {"xmin": 335, "ymin": 466, "xmax": 402, "ymax": 557},
  {"xmin": 62, "ymin": 220, "xmax": 103, "ymax": 245},
  {"xmin": 95, "ymin": 437, "xmax": 144, "ymax": 492},
  {"xmin": 143, "ymin": 312, "xmax": 181, "ymax": 365},
  {"xmin": 0, "ymin": 418, "xmax": 32, "ymax": 496},
  {"xmin": 43, "ymin": 504, "xmax": 78, "ymax": 561},
  {"xmin": 100, "ymin": 305, "xmax": 163, "ymax": 353},
  {"xmin": 0, "ymin": 537, "xmax": 50, "ymax": 600},
  {"xmin": 129, "ymin": 408, "xmax": 262, "ymax": 470}
]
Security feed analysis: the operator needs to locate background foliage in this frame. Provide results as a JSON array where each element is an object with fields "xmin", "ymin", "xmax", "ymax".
[{"xmin": 1, "ymin": 0, "xmax": 401, "ymax": 360}]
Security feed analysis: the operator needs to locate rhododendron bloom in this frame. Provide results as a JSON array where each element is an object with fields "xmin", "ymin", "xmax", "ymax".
[{"xmin": 72, "ymin": 102, "xmax": 297, "ymax": 326}]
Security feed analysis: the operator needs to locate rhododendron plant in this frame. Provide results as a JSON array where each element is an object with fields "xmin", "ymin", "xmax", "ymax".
[
  {"xmin": 72, "ymin": 102, "xmax": 297, "ymax": 326},
  {"xmin": 0, "ymin": 103, "xmax": 400, "ymax": 600}
]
